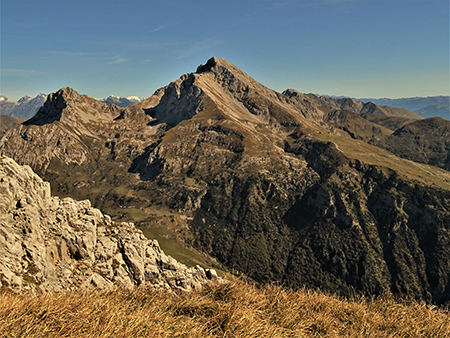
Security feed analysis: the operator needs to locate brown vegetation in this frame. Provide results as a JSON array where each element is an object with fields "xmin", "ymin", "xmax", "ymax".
[{"xmin": 1, "ymin": 280, "xmax": 448, "ymax": 337}]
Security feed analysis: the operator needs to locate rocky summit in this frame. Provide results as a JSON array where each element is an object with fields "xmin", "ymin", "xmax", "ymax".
[
  {"xmin": 0, "ymin": 57, "xmax": 449, "ymax": 304},
  {"xmin": 0, "ymin": 156, "xmax": 219, "ymax": 293}
]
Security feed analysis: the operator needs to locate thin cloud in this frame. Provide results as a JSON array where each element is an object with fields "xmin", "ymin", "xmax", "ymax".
[
  {"xmin": 149, "ymin": 25, "xmax": 165, "ymax": 33},
  {"xmin": 1, "ymin": 68, "xmax": 44, "ymax": 77},
  {"xmin": 46, "ymin": 51, "xmax": 126, "ymax": 64},
  {"xmin": 147, "ymin": 20, "xmax": 184, "ymax": 34},
  {"xmin": 47, "ymin": 51, "xmax": 110, "ymax": 58},
  {"xmin": 94, "ymin": 40, "xmax": 180, "ymax": 50},
  {"xmin": 108, "ymin": 56, "xmax": 126, "ymax": 64}
]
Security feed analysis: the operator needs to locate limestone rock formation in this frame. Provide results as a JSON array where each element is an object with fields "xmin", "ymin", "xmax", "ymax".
[{"xmin": 0, "ymin": 156, "xmax": 219, "ymax": 293}]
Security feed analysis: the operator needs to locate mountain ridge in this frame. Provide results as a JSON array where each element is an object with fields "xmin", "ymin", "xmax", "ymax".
[
  {"xmin": 1, "ymin": 57, "xmax": 449, "ymax": 303},
  {"xmin": 326, "ymin": 95, "xmax": 450, "ymax": 120},
  {"xmin": 0, "ymin": 93, "xmax": 47, "ymax": 119}
]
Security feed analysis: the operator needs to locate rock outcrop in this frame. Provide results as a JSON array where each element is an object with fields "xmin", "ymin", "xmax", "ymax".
[{"xmin": 0, "ymin": 156, "xmax": 219, "ymax": 293}]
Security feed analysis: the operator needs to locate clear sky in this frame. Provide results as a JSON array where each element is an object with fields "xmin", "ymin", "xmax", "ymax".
[{"xmin": 1, "ymin": 0, "xmax": 449, "ymax": 101}]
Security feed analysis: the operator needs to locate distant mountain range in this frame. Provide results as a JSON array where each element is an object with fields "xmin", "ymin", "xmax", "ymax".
[
  {"xmin": 2, "ymin": 92, "xmax": 447, "ymax": 123},
  {"xmin": 0, "ymin": 94, "xmax": 47, "ymax": 119},
  {"xmin": 98, "ymin": 95, "xmax": 142, "ymax": 108},
  {"xmin": 0, "ymin": 94, "xmax": 142, "ymax": 119},
  {"xmin": 330, "ymin": 95, "xmax": 450, "ymax": 120}
]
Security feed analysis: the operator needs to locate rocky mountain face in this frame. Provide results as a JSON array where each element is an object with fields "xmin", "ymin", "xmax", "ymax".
[
  {"xmin": 1, "ymin": 88, "xmax": 124, "ymax": 170},
  {"xmin": 0, "ymin": 156, "xmax": 219, "ymax": 293},
  {"xmin": 284, "ymin": 89, "xmax": 423, "ymax": 131},
  {"xmin": 1, "ymin": 57, "xmax": 449, "ymax": 304},
  {"xmin": 0, "ymin": 94, "xmax": 47, "ymax": 119}
]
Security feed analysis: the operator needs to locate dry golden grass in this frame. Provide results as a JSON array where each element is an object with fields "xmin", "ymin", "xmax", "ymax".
[{"xmin": 1, "ymin": 281, "xmax": 448, "ymax": 338}]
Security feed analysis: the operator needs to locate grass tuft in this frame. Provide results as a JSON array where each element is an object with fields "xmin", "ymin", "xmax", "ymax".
[{"xmin": 0, "ymin": 280, "xmax": 448, "ymax": 337}]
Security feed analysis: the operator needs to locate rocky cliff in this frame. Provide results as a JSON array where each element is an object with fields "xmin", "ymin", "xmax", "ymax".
[{"xmin": 0, "ymin": 156, "xmax": 219, "ymax": 293}]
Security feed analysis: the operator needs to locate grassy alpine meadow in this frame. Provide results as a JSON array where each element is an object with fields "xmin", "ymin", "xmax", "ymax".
[{"xmin": 0, "ymin": 280, "xmax": 448, "ymax": 338}]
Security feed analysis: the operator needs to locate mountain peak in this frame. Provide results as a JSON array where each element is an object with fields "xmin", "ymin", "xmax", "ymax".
[
  {"xmin": 54, "ymin": 86, "xmax": 79, "ymax": 99},
  {"xmin": 196, "ymin": 56, "xmax": 220, "ymax": 73},
  {"xmin": 18, "ymin": 96, "xmax": 32, "ymax": 104},
  {"xmin": 25, "ymin": 87, "xmax": 122, "ymax": 126},
  {"xmin": 195, "ymin": 57, "xmax": 251, "ymax": 81}
]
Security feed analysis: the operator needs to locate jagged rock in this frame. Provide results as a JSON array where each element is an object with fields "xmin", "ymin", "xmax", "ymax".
[{"xmin": 0, "ymin": 156, "xmax": 220, "ymax": 293}]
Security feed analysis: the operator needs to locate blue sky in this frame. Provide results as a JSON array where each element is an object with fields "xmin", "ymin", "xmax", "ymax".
[{"xmin": 1, "ymin": 0, "xmax": 449, "ymax": 101}]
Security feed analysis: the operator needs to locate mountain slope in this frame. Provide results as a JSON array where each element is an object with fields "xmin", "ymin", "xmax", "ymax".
[
  {"xmin": 284, "ymin": 89, "xmax": 422, "ymax": 130},
  {"xmin": 1, "ymin": 57, "xmax": 449, "ymax": 303},
  {"xmin": 0, "ymin": 115, "xmax": 26, "ymax": 136},
  {"xmin": 340, "ymin": 95, "xmax": 450, "ymax": 120},
  {"xmin": 374, "ymin": 117, "xmax": 450, "ymax": 171},
  {"xmin": 1, "ymin": 88, "xmax": 124, "ymax": 170}
]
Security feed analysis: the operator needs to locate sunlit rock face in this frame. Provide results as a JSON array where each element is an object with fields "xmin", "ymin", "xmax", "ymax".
[{"xmin": 0, "ymin": 156, "xmax": 219, "ymax": 293}]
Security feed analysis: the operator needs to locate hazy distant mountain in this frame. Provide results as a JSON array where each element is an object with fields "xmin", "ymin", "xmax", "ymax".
[
  {"xmin": 1, "ymin": 57, "xmax": 449, "ymax": 304},
  {"xmin": 355, "ymin": 96, "xmax": 449, "ymax": 120},
  {"xmin": 0, "ymin": 96, "xmax": 19, "ymax": 116},
  {"xmin": 414, "ymin": 102, "xmax": 450, "ymax": 120},
  {"xmin": 326, "ymin": 95, "xmax": 450, "ymax": 120},
  {"xmin": 99, "ymin": 95, "xmax": 141, "ymax": 107},
  {"xmin": 0, "ymin": 94, "xmax": 47, "ymax": 119}
]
